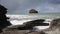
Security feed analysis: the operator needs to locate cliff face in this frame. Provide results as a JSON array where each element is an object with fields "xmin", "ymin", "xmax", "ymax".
[
  {"xmin": 29, "ymin": 9, "xmax": 38, "ymax": 13},
  {"xmin": 0, "ymin": 5, "xmax": 11, "ymax": 33}
]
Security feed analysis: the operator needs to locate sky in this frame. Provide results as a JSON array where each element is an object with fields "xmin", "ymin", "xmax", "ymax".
[{"xmin": 0, "ymin": 0, "xmax": 60, "ymax": 14}]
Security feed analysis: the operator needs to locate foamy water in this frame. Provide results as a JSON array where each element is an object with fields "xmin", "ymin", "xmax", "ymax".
[
  {"xmin": 6, "ymin": 14, "xmax": 53, "ymax": 30},
  {"xmin": 10, "ymin": 20, "xmax": 32, "ymax": 25},
  {"xmin": 34, "ymin": 26, "xmax": 49, "ymax": 31}
]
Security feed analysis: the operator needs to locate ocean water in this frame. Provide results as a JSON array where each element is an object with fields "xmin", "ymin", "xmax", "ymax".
[{"xmin": 6, "ymin": 13, "xmax": 60, "ymax": 30}]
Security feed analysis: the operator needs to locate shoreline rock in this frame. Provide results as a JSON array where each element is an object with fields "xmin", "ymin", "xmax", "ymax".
[
  {"xmin": 43, "ymin": 18, "xmax": 60, "ymax": 34},
  {"xmin": 0, "ymin": 4, "xmax": 11, "ymax": 33}
]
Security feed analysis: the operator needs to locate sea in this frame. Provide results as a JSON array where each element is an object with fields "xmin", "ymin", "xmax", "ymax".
[{"xmin": 6, "ymin": 13, "xmax": 60, "ymax": 30}]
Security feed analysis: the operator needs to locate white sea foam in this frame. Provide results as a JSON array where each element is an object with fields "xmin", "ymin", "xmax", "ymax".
[
  {"xmin": 34, "ymin": 26, "xmax": 49, "ymax": 31},
  {"xmin": 6, "ymin": 14, "xmax": 53, "ymax": 30},
  {"xmin": 7, "ymin": 15, "xmax": 39, "ymax": 20},
  {"xmin": 6, "ymin": 14, "xmax": 54, "ymax": 20},
  {"xmin": 10, "ymin": 20, "xmax": 32, "ymax": 25}
]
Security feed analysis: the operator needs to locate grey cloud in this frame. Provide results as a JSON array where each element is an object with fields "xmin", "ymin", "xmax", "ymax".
[
  {"xmin": 51, "ymin": 0, "xmax": 60, "ymax": 4},
  {"xmin": 0, "ymin": 0, "xmax": 60, "ymax": 14}
]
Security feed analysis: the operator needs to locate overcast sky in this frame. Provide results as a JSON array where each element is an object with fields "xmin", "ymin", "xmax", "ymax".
[{"xmin": 0, "ymin": 0, "xmax": 60, "ymax": 14}]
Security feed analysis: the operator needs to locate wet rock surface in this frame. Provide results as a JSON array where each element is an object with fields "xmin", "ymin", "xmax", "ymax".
[
  {"xmin": 49, "ymin": 18, "xmax": 60, "ymax": 30},
  {"xmin": 43, "ymin": 18, "xmax": 60, "ymax": 34}
]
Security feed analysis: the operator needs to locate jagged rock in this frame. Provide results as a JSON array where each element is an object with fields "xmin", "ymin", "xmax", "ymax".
[
  {"xmin": 49, "ymin": 18, "xmax": 60, "ymax": 29},
  {"xmin": 0, "ymin": 4, "xmax": 11, "ymax": 33},
  {"xmin": 29, "ymin": 9, "xmax": 38, "ymax": 13},
  {"xmin": 43, "ymin": 18, "xmax": 60, "ymax": 31},
  {"xmin": 42, "ymin": 18, "xmax": 60, "ymax": 34},
  {"xmin": 0, "ymin": 5, "xmax": 7, "ymax": 14}
]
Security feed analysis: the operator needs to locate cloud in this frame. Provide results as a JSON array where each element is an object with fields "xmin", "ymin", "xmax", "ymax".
[
  {"xmin": 0, "ymin": 0, "xmax": 60, "ymax": 14},
  {"xmin": 51, "ymin": 0, "xmax": 60, "ymax": 4}
]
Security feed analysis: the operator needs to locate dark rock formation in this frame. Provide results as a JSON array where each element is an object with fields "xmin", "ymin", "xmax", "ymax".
[
  {"xmin": 29, "ymin": 9, "xmax": 38, "ymax": 13},
  {"xmin": 17, "ymin": 19, "xmax": 49, "ymax": 30},
  {"xmin": 0, "ymin": 5, "xmax": 11, "ymax": 33},
  {"xmin": 23, "ymin": 19, "xmax": 49, "ymax": 26},
  {"xmin": 49, "ymin": 18, "xmax": 60, "ymax": 29}
]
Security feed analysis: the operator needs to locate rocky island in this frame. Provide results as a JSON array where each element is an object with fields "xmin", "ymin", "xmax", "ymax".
[{"xmin": 29, "ymin": 9, "xmax": 38, "ymax": 13}]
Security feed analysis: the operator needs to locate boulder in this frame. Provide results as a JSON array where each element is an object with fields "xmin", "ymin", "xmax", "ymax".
[
  {"xmin": 29, "ymin": 9, "xmax": 38, "ymax": 13},
  {"xmin": 0, "ymin": 4, "xmax": 11, "ymax": 33}
]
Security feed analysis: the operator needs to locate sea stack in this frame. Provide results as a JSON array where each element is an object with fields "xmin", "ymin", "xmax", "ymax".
[
  {"xmin": 29, "ymin": 9, "xmax": 38, "ymax": 13},
  {"xmin": 0, "ymin": 5, "xmax": 11, "ymax": 33}
]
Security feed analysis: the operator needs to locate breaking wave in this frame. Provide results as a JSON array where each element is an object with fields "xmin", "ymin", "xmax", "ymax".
[{"xmin": 6, "ymin": 14, "xmax": 55, "ymax": 30}]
